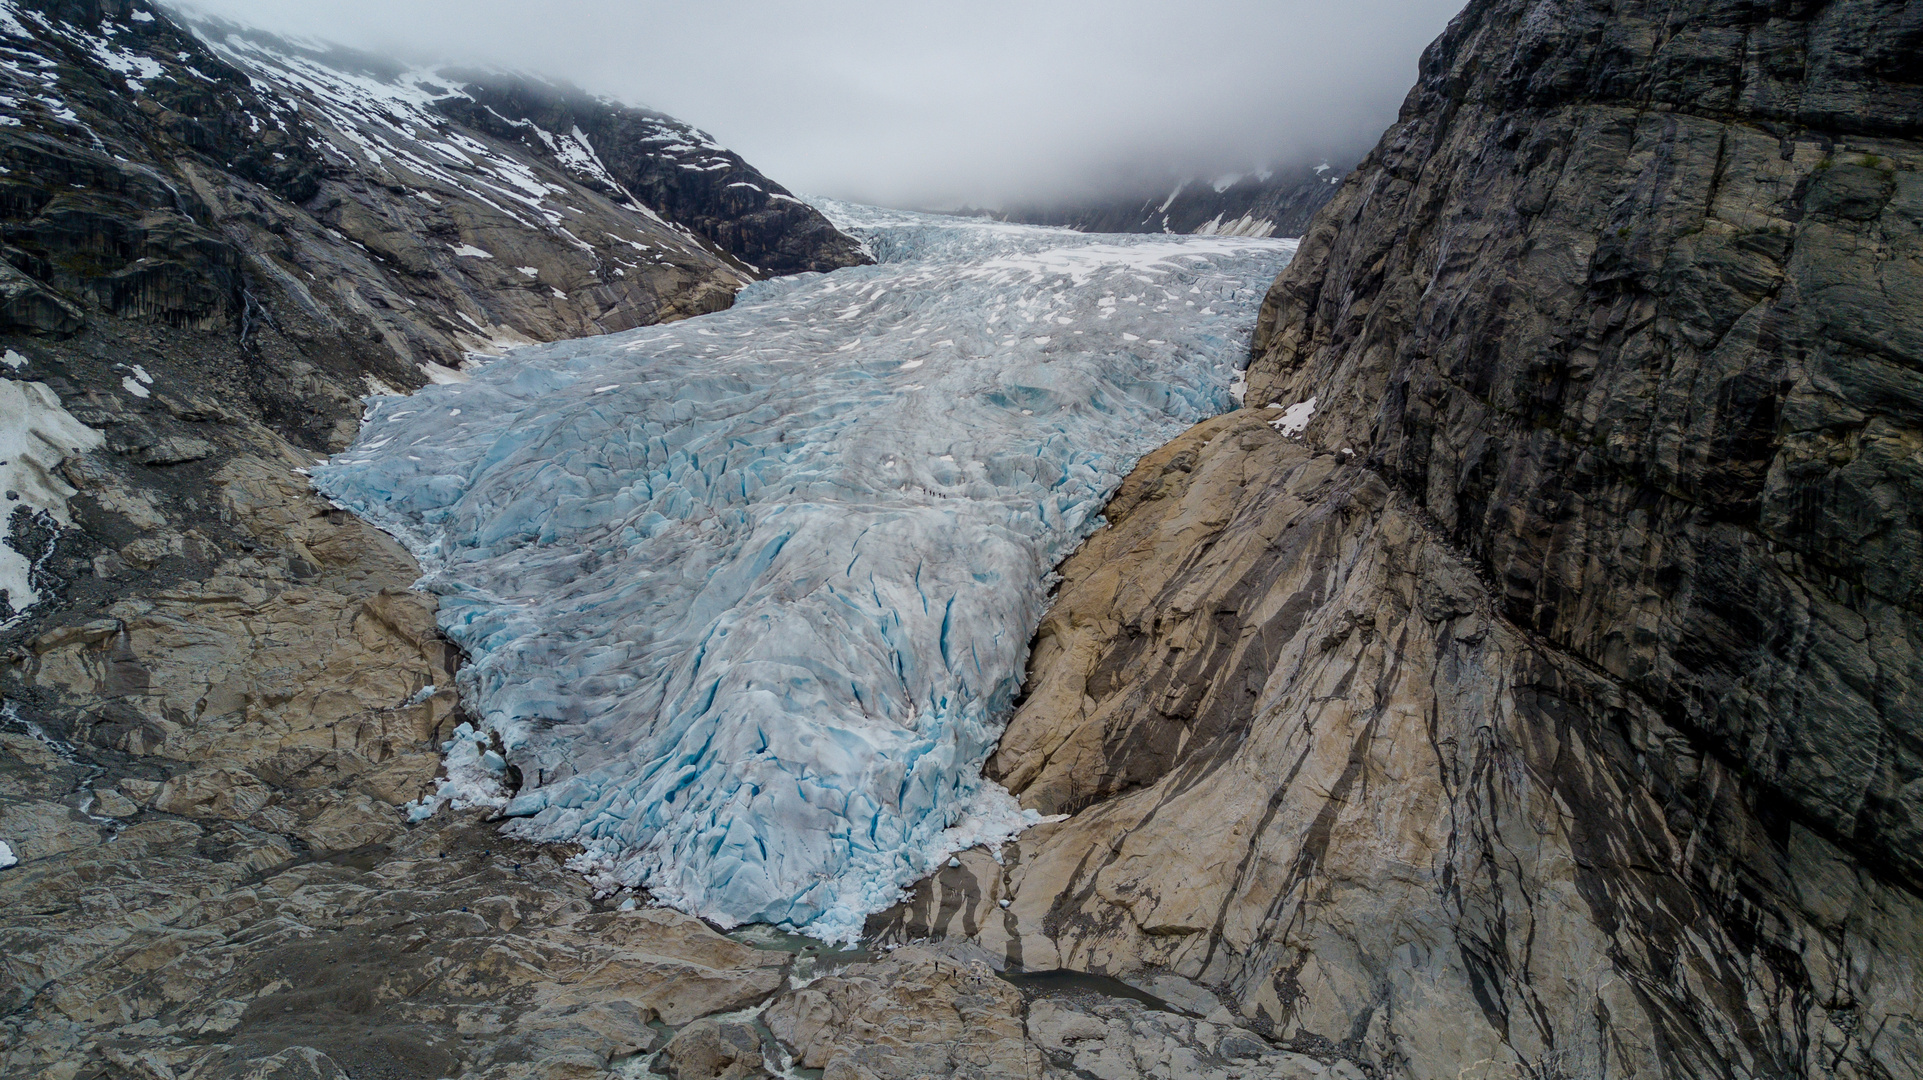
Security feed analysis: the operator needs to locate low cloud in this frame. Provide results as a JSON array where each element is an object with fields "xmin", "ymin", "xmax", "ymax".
[{"xmin": 171, "ymin": 0, "xmax": 1465, "ymax": 208}]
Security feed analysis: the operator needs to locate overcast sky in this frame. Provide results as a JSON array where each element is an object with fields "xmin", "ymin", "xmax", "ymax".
[{"xmin": 170, "ymin": 0, "xmax": 1465, "ymax": 208}]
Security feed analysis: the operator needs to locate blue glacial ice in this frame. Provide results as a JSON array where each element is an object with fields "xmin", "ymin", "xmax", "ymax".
[{"xmin": 313, "ymin": 201, "xmax": 1296, "ymax": 942}]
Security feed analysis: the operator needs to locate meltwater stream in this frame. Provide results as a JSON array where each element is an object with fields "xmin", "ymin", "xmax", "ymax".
[{"xmin": 314, "ymin": 202, "xmax": 1296, "ymax": 942}]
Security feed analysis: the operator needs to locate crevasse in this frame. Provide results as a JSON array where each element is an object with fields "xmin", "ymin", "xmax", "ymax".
[{"xmin": 313, "ymin": 202, "xmax": 1296, "ymax": 942}]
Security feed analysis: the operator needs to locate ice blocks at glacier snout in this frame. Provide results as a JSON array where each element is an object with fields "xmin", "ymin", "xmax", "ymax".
[{"xmin": 313, "ymin": 202, "xmax": 1297, "ymax": 941}]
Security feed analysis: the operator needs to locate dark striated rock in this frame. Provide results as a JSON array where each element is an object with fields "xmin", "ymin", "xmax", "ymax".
[
  {"xmin": 887, "ymin": 1, "xmax": 1923, "ymax": 1077},
  {"xmin": 1246, "ymin": 0, "xmax": 1923, "ymax": 892},
  {"xmin": 0, "ymin": 258, "xmax": 83, "ymax": 334},
  {"xmin": 19, "ymin": 0, "xmax": 327, "ymax": 202}
]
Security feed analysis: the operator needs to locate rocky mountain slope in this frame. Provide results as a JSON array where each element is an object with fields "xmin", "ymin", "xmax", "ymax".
[
  {"xmin": 878, "ymin": 0, "xmax": 1923, "ymax": 1077},
  {"xmin": 0, "ymin": 0, "xmax": 864, "ymax": 425},
  {"xmin": 0, "ymin": 1, "xmax": 873, "ymax": 1077},
  {"xmin": 981, "ymin": 161, "xmax": 1347, "ymax": 238}
]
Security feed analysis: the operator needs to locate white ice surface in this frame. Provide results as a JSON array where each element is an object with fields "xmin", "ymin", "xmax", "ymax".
[
  {"xmin": 0, "ymin": 840, "xmax": 14, "ymax": 870},
  {"xmin": 405, "ymin": 720, "xmax": 512, "ymax": 822},
  {"xmin": 314, "ymin": 202, "xmax": 1295, "ymax": 942},
  {"xmin": 0, "ymin": 380, "xmax": 104, "ymax": 626}
]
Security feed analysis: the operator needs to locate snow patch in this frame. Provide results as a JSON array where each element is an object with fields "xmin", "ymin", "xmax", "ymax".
[
  {"xmin": 451, "ymin": 244, "xmax": 493, "ymax": 259},
  {"xmin": 0, "ymin": 839, "xmax": 14, "ymax": 870},
  {"xmin": 82, "ymin": 31, "xmax": 164, "ymax": 90},
  {"xmin": 0, "ymin": 381, "xmax": 104, "ymax": 626},
  {"xmin": 0, "ymin": 3, "xmax": 30, "ymax": 38},
  {"xmin": 1194, "ymin": 214, "xmax": 1277, "ymax": 239},
  {"xmin": 420, "ymin": 361, "xmax": 470, "ymax": 385},
  {"xmin": 1268, "ymin": 397, "xmax": 1317, "ymax": 437}
]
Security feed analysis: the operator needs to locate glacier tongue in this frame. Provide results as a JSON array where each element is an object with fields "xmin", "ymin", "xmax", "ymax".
[{"xmin": 313, "ymin": 201, "xmax": 1296, "ymax": 942}]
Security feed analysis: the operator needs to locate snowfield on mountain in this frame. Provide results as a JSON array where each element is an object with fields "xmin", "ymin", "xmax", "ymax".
[{"xmin": 314, "ymin": 202, "xmax": 1296, "ymax": 941}]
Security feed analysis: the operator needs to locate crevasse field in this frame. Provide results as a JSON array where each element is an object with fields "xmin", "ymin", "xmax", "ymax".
[{"xmin": 313, "ymin": 202, "xmax": 1296, "ymax": 942}]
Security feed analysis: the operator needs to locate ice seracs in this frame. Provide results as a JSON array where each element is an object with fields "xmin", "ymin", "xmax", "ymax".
[{"xmin": 315, "ymin": 201, "xmax": 1296, "ymax": 942}]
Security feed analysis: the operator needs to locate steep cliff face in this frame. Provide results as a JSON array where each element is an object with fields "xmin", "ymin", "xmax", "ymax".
[
  {"xmin": 881, "ymin": 1, "xmax": 1923, "ymax": 1077},
  {"xmin": 1247, "ymin": 0, "xmax": 1923, "ymax": 889}
]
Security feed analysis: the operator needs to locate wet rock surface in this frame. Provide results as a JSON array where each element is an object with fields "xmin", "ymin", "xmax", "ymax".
[
  {"xmin": 765, "ymin": 945, "xmax": 1034, "ymax": 1080},
  {"xmin": 659, "ymin": 1019, "xmax": 772, "ymax": 1080},
  {"xmin": 1024, "ymin": 997, "xmax": 1359, "ymax": 1080},
  {"xmin": 754, "ymin": 945, "xmax": 1352, "ymax": 1080}
]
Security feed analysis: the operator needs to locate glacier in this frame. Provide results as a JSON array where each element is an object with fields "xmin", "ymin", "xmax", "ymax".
[{"xmin": 313, "ymin": 202, "xmax": 1296, "ymax": 942}]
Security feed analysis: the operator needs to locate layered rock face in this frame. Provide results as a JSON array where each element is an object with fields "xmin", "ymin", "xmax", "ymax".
[
  {"xmin": 879, "ymin": 0, "xmax": 1923, "ymax": 1077},
  {"xmin": 1247, "ymin": 0, "xmax": 1923, "ymax": 888}
]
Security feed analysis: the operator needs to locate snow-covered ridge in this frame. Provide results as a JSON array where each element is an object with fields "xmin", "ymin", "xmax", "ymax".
[
  {"xmin": 186, "ymin": 23, "xmax": 720, "ymax": 261},
  {"xmin": 313, "ymin": 202, "xmax": 1296, "ymax": 943},
  {"xmin": 0, "ymin": 0, "xmax": 238, "ymax": 141},
  {"xmin": 176, "ymin": 14, "xmax": 862, "ymax": 278}
]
